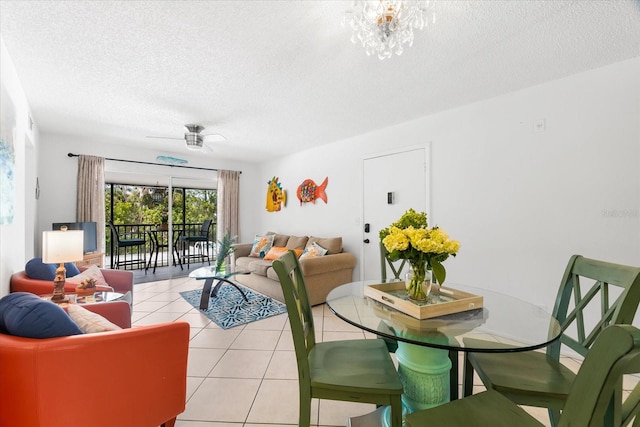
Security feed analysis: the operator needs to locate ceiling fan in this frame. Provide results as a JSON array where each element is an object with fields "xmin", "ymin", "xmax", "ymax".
[{"xmin": 147, "ymin": 124, "xmax": 226, "ymax": 152}]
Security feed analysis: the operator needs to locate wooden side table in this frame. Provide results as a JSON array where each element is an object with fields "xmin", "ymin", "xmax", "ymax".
[{"xmin": 75, "ymin": 252, "xmax": 104, "ymax": 268}]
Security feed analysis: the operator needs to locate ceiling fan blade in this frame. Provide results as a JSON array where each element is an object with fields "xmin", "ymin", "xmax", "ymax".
[
  {"xmin": 202, "ymin": 143, "xmax": 215, "ymax": 154},
  {"xmin": 202, "ymin": 133, "xmax": 227, "ymax": 143},
  {"xmin": 146, "ymin": 136, "xmax": 183, "ymax": 140}
]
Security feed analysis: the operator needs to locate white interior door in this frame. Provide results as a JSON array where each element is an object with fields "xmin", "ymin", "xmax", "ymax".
[{"xmin": 362, "ymin": 146, "xmax": 429, "ymax": 281}]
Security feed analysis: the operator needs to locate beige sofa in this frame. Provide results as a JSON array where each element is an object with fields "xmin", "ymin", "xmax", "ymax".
[{"xmin": 231, "ymin": 233, "xmax": 357, "ymax": 306}]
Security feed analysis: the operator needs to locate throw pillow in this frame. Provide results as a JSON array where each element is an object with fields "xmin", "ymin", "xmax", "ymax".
[
  {"xmin": 263, "ymin": 246, "xmax": 303, "ymax": 260},
  {"xmin": 249, "ymin": 234, "xmax": 275, "ymax": 258},
  {"xmin": 299, "ymin": 241, "xmax": 329, "ymax": 260},
  {"xmin": 0, "ymin": 292, "xmax": 83, "ymax": 338},
  {"xmin": 67, "ymin": 304, "xmax": 121, "ymax": 333},
  {"xmin": 25, "ymin": 257, "xmax": 81, "ymax": 280},
  {"xmin": 65, "ymin": 265, "xmax": 109, "ymax": 287}
]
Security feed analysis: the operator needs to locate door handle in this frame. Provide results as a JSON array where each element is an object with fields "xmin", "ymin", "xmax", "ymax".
[{"xmin": 363, "ymin": 239, "xmax": 370, "ymax": 244}]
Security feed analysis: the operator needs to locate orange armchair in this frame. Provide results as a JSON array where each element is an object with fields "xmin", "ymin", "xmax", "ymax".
[{"xmin": 0, "ymin": 301, "xmax": 189, "ymax": 427}]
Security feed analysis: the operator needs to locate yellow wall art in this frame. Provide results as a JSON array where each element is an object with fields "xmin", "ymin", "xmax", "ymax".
[{"xmin": 266, "ymin": 176, "xmax": 287, "ymax": 212}]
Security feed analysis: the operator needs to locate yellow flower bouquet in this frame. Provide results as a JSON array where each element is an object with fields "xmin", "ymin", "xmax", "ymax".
[{"xmin": 380, "ymin": 209, "xmax": 460, "ymax": 300}]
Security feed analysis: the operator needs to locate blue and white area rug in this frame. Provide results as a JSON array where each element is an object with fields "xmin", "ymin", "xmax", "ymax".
[{"xmin": 180, "ymin": 285, "xmax": 287, "ymax": 329}]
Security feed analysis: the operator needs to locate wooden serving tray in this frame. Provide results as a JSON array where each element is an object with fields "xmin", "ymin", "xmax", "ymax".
[{"xmin": 364, "ymin": 282, "xmax": 483, "ymax": 320}]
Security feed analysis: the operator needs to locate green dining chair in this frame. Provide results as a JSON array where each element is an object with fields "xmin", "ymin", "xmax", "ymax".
[
  {"xmin": 463, "ymin": 255, "xmax": 640, "ymax": 426},
  {"xmin": 272, "ymin": 251, "xmax": 404, "ymax": 427},
  {"xmin": 408, "ymin": 324, "xmax": 640, "ymax": 427},
  {"xmin": 378, "ymin": 242, "xmax": 403, "ymax": 353},
  {"xmin": 380, "ymin": 241, "xmax": 406, "ymax": 283}
]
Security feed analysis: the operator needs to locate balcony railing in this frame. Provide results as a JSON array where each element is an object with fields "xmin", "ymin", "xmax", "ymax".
[{"xmin": 106, "ymin": 222, "xmax": 217, "ymax": 270}]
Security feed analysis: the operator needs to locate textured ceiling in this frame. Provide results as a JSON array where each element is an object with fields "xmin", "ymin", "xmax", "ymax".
[{"xmin": 1, "ymin": 0, "xmax": 639, "ymax": 164}]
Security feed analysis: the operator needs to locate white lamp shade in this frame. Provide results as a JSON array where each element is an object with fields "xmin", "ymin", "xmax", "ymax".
[{"xmin": 42, "ymin": 230, "xmax": 84, "ymax": 263}]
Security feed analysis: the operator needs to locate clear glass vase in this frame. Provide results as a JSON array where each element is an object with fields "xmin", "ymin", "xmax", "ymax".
[{"xmin": 405, "ymin": 262, "xmax": 432, "ymax": 301}]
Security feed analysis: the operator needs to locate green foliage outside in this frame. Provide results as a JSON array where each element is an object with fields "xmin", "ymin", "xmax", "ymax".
[
  {"xmin": 106, "ymin": 184, "xmax": 216, "ymax": 226},
  {"xmin": 105, "ymin": 184, "xmax": 217, "ymax": 253}
]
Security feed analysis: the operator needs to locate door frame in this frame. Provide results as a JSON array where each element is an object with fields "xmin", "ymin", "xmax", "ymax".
[{"xmin": 360, "ymin": 143, "xmax": 432, "ymax": 281}]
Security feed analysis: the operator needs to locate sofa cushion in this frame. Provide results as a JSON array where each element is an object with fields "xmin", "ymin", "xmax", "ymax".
[
  {"xmin": 67, "ymin": 304, "xmax": 121, "ymax": 334},
  {"xmin": 235, "ymin": 256, "xmax": 255, "ymax": 271},
  {"xmin": 286, "ymin": 235, "xmax": 309, "ymax": 249},
  {"xmin": 306, "ymin": 237, "xmax": 342, "ymax": 254},
  {"xmin": 248, "ymin": 259, "xmax": 273, "ymax": 276},
  {"xmin": 266, "ymin": 267, "xmax": 280, "ymax": 281},
  {"xmin": 25, "ymin": 257, "xmax": 81, "ymax": 280},
  {"xmin": 0, "ymin": 292, "xmax": 83, "ymax": 338},
  {"xmin": 249, "ymin": 234, "xmax": 275, "ymax": 258},
  {"xmin": 273, "ymin": 233, "xmax": 290, "ymax": 247}
]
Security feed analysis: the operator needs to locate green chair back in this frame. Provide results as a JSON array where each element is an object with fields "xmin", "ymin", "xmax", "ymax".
[
  {"xmin": 559, "ymin": 324, "xmax": 640, "ymax": 426},
  {"xmin": 549, "ymin": 255, "xmax": 640, "ymax": 360},
  {"xmin": 463, "ymin": 255, "xmax": 640, "ymax": 426},
  {"xmin": 408, "ymin": 324, "xmax": 640, "ymax": 427},
  {"xmin": 380, "ymin": 241, "xmax": 406, "ymax": 282},
  {"xmin": 272, "ymin": 249, "xmax": 317, "ymax": 369},
  {"xmin": 273, "ymin": 250, "xmax": 404, "ymax": 427}
]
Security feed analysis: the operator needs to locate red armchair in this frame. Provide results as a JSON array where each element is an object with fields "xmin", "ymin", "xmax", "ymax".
[
  {"xmin": 10, "ymin": 267, "xmax": 134, "ymax": 298},
  {"xmin": 0, "ymin": 301, "xmax": 189, "ymax": 427}
]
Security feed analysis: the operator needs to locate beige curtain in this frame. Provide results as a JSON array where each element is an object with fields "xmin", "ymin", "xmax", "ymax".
[
  {"xmin": 76, "ymin": 155, "xmax": 105, "ymax": 252},
  {"xmin": 217, "ymin": 169, "xmax": 240, "ymax": 241}
]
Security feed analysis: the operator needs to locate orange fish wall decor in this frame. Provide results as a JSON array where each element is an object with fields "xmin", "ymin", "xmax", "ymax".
[
  {"xmin": 266, "ymin": 176, "xmax": 287, "ymax": 212},
  {"xmin": 297, "ymin": 177, "xmax": 328, "ymax": 205}
]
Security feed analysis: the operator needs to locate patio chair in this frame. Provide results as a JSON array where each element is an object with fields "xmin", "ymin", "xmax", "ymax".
[
  {"xmin": 147, "ymin": 228, "xmax": 183, "ymax": 274},
  {"xmin": 272, "ymin": 250, "xmax": 403, "ymax": 427},
  {"xmin": 407, "ymin": 324, "xmax": 640, "ymax": 427},
  {"xmin": 181, "ymin": 219, "xmax": 213, "ymax": 267},
  {"xmin": 462, "ymin": 254, "xmax": 640, "ymax": 426},
  {"xmin": 107, "ymin": 222, "xmax": 147, "ymax": 271}
]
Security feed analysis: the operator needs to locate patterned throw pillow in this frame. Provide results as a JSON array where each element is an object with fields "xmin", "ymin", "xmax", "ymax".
[
  {"xmin": 263, "ymin": 246, "xmax": 303, "ymax": 261},
  {"xmin": 299, "ymin": 242, "xmax": 328, "ymax": 260},
  {"xmin": 249, "ymin": 234, "xmax": 275, "ymax": 258},
  {"xmin": 65, "ymin": 265, "xmax": 109, "ymax": 287},
  {"xmin": 67, "ymin": 304, "xmax": 121, "ymax": 334}
]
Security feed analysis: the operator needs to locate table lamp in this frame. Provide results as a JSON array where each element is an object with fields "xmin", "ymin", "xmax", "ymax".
[{"xmin": 42, "ymin": 227, "xmax": 84, "ymax": 303}]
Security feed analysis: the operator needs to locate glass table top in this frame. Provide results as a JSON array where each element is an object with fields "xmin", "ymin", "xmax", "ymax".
[
  {"xmin": 326, "ymin": 280, "xmax": 562, "ymax": 353},
  {"xmin": 188, "ymin": 266, "xmax": 249, "ymax": 280}
]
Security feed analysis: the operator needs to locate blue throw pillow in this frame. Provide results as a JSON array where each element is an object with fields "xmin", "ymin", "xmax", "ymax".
[
  {"xmin": 65, "ymin": 262, "xmax": 81, "ymax": 277},
  {"xmin": 25, "ymin": 257, "xmax": 81, "ymax": 280},
  {"xmin": 0, "ymin": 293, "xmax": 83, "ymax": 338}
]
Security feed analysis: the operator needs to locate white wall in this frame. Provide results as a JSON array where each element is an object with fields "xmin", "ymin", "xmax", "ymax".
[
  {"xmin": 0, "ymin": 38, "xmax": 39, "ymax": 296},
  {"xmin": 243, "ymin": 57, "xmax": 640, "ymax": 314}
]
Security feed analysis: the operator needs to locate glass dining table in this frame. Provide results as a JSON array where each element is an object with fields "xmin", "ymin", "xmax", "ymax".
[{"xmin": 326, "ymin": 280, "xmax": 561, "ymax": 419}]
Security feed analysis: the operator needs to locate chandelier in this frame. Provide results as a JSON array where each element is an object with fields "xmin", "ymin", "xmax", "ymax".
[{"xmin": 343, "ymin": 0, "xmax": 435, "ymax": 60}]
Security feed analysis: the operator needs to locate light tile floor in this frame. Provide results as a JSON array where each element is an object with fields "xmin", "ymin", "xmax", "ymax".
[{"xmin": 131, "ymin": 277, "xmax": 638, "ymax": 427}]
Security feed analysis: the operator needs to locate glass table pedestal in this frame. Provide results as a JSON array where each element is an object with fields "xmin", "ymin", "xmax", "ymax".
[
  {"xmin": 188, "ymin": 267, "xmax": 250, "ymax": 310},
  {"xmin": 396, "ymin": 341, "xmax": 451, "ymax": 412}
]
